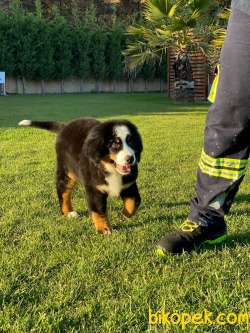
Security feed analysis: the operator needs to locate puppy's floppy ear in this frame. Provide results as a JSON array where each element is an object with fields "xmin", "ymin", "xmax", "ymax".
[
  {"xmin": 83, "ymin": 125, "xmax": 109, "ymax": 164},
  {"xmin": 129, "ymin": 123, "xmax": 143, "ymax": 163},
  {"xmin": 135, "ymin": 130, "xmax": 143, "ymax": 163}
]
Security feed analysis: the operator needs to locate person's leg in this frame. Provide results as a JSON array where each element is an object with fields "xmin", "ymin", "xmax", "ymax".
[{"xmin": 156, "ymin": 8, "xmax": 250, "ymax": 255}]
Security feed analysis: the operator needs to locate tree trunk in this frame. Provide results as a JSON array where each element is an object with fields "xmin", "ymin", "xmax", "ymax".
[
  {"xmin": 21, "ymin": 77, "xmax": 25, "ymax": 95},
  {"xmin": 41, "ymin": 79, "xmax": 45, "ymax": 95},
  {"xmin": 15, "ymin": 78, "xmax": 18, "ymax": 94},
  {"xmin": 60, "ymin": 80, "xmax": 64, "ymax": 94},
  {"xmin": 160, "ymin": 78, "xmax": 163, "ymax": 93},
  {"xmin": 95, "ymin": 80, "xmax": 99, "ymax": 93},
  {"xmin": 80, "ymin": 79, "xmax": 83, "ymax": 93}
]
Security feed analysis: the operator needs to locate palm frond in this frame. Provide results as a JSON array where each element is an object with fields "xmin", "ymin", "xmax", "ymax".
[
  {"xmin": 144, "ymin": 0, "xmax": 182, "ymax": 22},
  {"xmin": 123, "ymin": 41, "xmax": 161, "ymax": 71},
  {"xmin": 211, "ymin": 27, "xmax": 227, "ymax": 49},
  {"xmin": 127, "ymin": 25, "xmax": 147, "ymax": 37},
  {"xmin": 187, "ymin": 0, "xmax": 212, "ymax": 12},
  {"xmin": 124, "ymin": 0, "xmax": 229, "ymax": 73},
  {"xmin": 217, "ymin": 8, "xmax": 231, "ymax": 20}
]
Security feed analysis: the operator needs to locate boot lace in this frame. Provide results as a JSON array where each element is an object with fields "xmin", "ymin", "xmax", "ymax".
[{"xmin": 180, "ymin": 220, "xmax": 199, "ymax": 232}]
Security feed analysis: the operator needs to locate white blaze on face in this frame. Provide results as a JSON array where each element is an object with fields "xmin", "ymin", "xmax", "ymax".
[{"xmin": 114, "ymin": 125, "xmax": 135, "ymax": 167}]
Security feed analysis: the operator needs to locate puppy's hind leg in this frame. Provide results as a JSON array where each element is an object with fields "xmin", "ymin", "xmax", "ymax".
[{"xmin": 56, "ymin": 168, "xmax": 78, "ymax": 218}]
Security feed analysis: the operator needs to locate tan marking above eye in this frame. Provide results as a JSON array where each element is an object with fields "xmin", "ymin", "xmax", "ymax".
[
  {"xmin": 114, "ymin": 137, "xmax": 121, "ymax": 144},
  {"xmin": 101, "ymin": 154, "xmax": 116, "ymax": 164}
]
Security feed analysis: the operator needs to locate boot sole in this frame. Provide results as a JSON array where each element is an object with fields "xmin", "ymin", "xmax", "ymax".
[
  {"xmin": 203, "ymin": 233, "xmax": 228, "ymax": 245},
  {"xmin": 155, "ymin": 233, "xmax": 228, "ymax": 257}
]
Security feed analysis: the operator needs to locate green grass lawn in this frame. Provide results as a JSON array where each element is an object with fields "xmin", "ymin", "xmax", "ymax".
[{"xmin": 0, "ymin": 94, "xmax": 249, "ymax": 333}]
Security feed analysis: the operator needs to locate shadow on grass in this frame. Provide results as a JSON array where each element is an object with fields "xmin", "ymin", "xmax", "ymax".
[
  {"xmin": 224, "ymin": 193, "xmax": 250, "ymax": 218},
  {"xmin": 200, "ymin": 193, "xmax": 250, "ymax": 251},
  {"xmin": 234, "ymin": 193, "xmax": 250, "ymax": 204},
  {"xmin": 114, "ymin": 209, "xmax": 188, "ymax": 232},
  {"xmin": 200, "ymin": 231, "xmax": 250, "ymax": 253},
  {"xmin": 75, "ymin": 210, "xmax": 89, "ymax": 218},
  {"xmin": 227, "ymin": 231, "xmax": 250, "ymax": 245},
  {"xmin": 140, "ymin": 112, "xmax": 207, "ymax": 117},
  {"xmin": 0, "ymin": 93, "xmax": 209, "ymax": 128}
]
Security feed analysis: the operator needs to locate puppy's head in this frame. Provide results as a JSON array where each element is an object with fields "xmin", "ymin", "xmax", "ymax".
[{"xmin": 85, "ymin": 120, "xmax": 143, "ymax": 175}]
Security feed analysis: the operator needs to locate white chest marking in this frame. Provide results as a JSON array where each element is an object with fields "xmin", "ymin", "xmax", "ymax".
[{"xmin": 97, "ymin": 164, "xmax": 133, "ymax": 197}]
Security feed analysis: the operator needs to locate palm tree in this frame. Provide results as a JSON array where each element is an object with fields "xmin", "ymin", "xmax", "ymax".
[
  {"xmin": 124, "ymin": 0, "xmax": 228, "ymax": 100},
  {"xmin": 208, "ymin": 8, "xmax": 230, "ymax": 69}
]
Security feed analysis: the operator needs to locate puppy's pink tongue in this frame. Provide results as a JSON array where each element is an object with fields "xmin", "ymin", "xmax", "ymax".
[{"xmin": 122, "ymin": 165, "xmax": 131, "ymax": 173}]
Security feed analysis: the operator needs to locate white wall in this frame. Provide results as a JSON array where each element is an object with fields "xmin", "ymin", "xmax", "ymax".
[{"xmin": 6, "ymin": 77, "xmax": 167, "ymax": 95}]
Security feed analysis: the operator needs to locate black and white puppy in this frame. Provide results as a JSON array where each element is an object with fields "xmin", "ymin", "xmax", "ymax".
[{"xmin": 18, "ymin": 118, "xmax": 143, "ymax": 234}]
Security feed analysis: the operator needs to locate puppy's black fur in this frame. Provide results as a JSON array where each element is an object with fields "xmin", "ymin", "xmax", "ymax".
[{"xmin": 19, "ymin": 118, "xmax": 143, "ymax": 234}]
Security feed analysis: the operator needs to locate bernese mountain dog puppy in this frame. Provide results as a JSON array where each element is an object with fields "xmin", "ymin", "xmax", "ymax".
[{"xmin": 18, "ymin": 118, "xmax": 143, "ymax": 234}]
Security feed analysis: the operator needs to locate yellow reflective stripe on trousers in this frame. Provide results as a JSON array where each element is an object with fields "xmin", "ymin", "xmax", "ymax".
[
  {"xmin": 208, "ymin": 64, "xmax": 221, "ymax": 103},
  {"xmin": 199, "ymin": 150, "xmax": 248, "ymax": 181},
  {"xmin": 201, "ymin": 150, "xmax": 248, "ymax": 170},
  {"xmin": 199, "ymin": 160, "xmax": 246, "ymax": 181}
]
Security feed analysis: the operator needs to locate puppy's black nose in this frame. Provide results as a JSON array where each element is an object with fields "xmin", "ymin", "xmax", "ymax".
[{"xmin": 126, "ymin": 155, "xmax": 135, "ymax": 164}]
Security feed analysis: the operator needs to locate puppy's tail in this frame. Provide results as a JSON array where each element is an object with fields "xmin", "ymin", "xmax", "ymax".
[{"xmin": 18, "ymin": 120, "xmax": 64, "ymax": 133}]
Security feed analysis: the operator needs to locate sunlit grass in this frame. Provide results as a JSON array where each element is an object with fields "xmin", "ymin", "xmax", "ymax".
[{"xmin": 0, "ymin": 94, "xmax": 249, "ymax": 333}]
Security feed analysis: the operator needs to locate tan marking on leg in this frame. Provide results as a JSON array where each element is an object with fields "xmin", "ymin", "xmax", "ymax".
[
  {"xmin": 62, "ymin": 178, "xmax": 76, "ymax": 215},
  {"xmin": 123, "ymin": 197, "xmax": 137, "ymax": 218},
  {"xmin": 91, "ymin": 212, "xmax": 111, "ymax": 235}
]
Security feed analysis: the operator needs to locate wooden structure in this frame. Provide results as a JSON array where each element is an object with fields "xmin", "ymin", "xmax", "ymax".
[{"xmin": 167, "ymin": 48, "xmax": 209, "ymax": 102}]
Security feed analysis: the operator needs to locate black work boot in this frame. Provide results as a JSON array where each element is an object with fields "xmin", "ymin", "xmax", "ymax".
[{"xmin": 155, "ymin": 220, "xmax": 227, "ymax": 255}]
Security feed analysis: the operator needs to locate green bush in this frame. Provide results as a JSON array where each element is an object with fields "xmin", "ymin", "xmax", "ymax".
[
  {"xmin": 50, "ymin": 16, "xmax": 73, "ymax": 81},
  {"xmin": 106, "ymin": 25, "xmax": 124, "ymax": 81},
  {"xmin": 0, "ymin": 8, "xmax": 167, "ymax": 83},
  {"xmin": 91, "ymin": 27, "xmax": 108, "ymax": 81},
  {"xmin": 72, "ymin": 24, "xmax": 92, "ymax": 80}
]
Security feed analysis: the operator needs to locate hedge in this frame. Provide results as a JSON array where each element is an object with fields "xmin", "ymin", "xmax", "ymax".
[{"xmin": 0, "ymin": 9, "xmax": 167, "ymax": 83}]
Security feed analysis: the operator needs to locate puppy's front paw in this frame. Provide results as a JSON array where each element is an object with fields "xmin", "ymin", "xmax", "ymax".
[
  {"xmin": 123, "ymin": 208, "xmax": 133, "ymax": 218},
  {"xmin": 67, "ymin": 211, "xmax": 80, "ymax": 218},
  {"xmin": 91, "ymin": 212, "xmax": 112, "ymax": 235},
  {"xmin": 122, "ymin": 197, "xmax": 138, "ymax": 218},
  {"xmin": 96, "ymin": 226, "xmax": 112, "ymax": 235}
]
